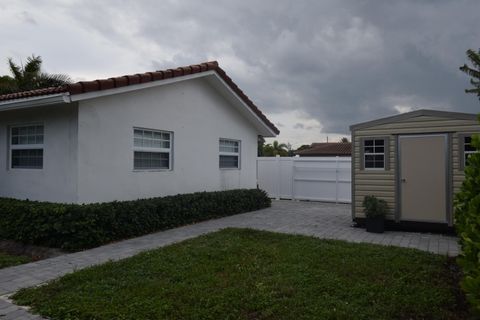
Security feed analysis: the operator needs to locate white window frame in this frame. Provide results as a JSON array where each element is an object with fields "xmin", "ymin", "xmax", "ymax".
[
  {"xmin": 464, "ymin": 135, "xmax": 477, "ymax": 168},
  {"xmin": 133, "ymin": 127, "xmax": 173, "ymax": 171},
  {"xmin": 363, "ymin": 138, "xmax": 385, "ymax": 170},
  {"xmin": 219, "ymin": 138, "xmax": 241, "ymax": 169},
  {"xmin": 9, "ymin": 124, "xmax": 44, "ymax": 170}
]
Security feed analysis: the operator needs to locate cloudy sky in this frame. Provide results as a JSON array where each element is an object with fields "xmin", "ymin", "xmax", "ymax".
[{"xmin": 1, "ymin": 0, "xmax": 479, "ymax": 147}]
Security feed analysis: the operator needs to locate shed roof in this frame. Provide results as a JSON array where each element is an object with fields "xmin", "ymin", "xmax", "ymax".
[
  {"xmin": 350, "ymin": 109, "xmax": 478, "ymax": 131},
  {"xmin": 0, "ymin": 61, "xmax": 279, "ymax": 135}
]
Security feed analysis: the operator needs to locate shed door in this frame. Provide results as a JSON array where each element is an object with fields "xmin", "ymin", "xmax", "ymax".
[{"xmin": 399, "ymin": 134, "xmax": 447, "ymax": 223}]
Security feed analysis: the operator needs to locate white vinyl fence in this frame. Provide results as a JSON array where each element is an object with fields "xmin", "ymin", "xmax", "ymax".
[{"xmin": 257, "ymin": 156, "xmax": 351, "ymax": 203}]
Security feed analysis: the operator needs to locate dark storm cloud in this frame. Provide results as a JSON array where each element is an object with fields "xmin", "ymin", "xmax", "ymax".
[
  {"xmin": 2, "ymin": 0, "xmax": 479, "ymax": 138},
  {"xmin": 133, "ymin": 0, "xmax": 479, "ymax": 133}
]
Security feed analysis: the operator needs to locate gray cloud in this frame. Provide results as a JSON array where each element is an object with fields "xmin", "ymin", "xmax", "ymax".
[
  {"xmin": 1, "ymin": 0, "xmax": 479, "ymax": 139},
  {"xmin": 17, "ymin": 11, "xmax": 36, "ymax": 25},
  {"xmin": 293, "ymin": 123, "xmax": 304, "ymax": 129}
]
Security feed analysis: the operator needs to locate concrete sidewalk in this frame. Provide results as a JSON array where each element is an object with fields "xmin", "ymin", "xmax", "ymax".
[{"xmin": 0, "ymin": 200, "xmax": 459, "ymax": 319}]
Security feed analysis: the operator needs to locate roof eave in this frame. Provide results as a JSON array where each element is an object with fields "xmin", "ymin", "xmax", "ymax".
[
  {"xmin": 0, "ymin": 93, "xmax": 70, "ymax": 112},
  {"xmin": 207, "ymin": 73, "xmax": 278, "ymax": 137}
]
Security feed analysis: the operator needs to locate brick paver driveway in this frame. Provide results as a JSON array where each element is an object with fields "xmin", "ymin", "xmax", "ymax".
[{"xmin": 0, "ymin": 200, "xmax": 459, "ymax": 319}]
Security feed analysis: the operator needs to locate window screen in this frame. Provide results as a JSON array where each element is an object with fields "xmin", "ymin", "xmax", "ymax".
[
  {"xmin": 133, "ymin": 128, "xmax": 172, "ymax": 170},
  {"xmin": 219, "ymin": 139, "xmax": 240, "ymax": 169},
  {"xmin": 10, "ymin": 125, "xmax": 44, "ymax": 169}
]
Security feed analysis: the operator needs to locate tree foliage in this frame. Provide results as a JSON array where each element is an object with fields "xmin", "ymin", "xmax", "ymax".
[
  {"xmin": 257, "ymin": 136, "xmax": 265, "ymax": 156},
  {"xmin": 262, "ymin": 140, "xmax": 289, "ymax": 156},
  {"xmin": 459, "ymin": 48, "xmax": 480, "ymax": 99},
  {"xmin": 456, "ymin": 49, "xmax": 480, "ymax": 314},
  {"xmin": 0, "ymin": 55, "xmax": 71, "ymax": 94},
  {"xmin": 455, "ymin": 117, "xmax": 480, "ymax": 315}
]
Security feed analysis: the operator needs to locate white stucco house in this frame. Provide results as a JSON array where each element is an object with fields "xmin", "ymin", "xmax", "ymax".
[{"xmin": 0, "ymin": 61, "xmax": 279, "ymax": 203}]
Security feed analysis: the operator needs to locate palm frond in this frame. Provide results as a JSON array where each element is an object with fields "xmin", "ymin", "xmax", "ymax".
[
  {"xmin": 465, "ymin": 88, "xmax": 480, "ymax": 94},
  {"xmin": 37, "ymin": 73, "xmax": 72, "ymax": 88},
  {"xmin": 7, "ymin": 58, "xmax": 23, "ymax": 82},
  {"xmin": 460, "ymin": 64, "xmax": 480, "ymax": 79},
  {"xmin": 24, "ymin": 55, "xmax": 42, "ymax": 74},
  {"xmin": 461, "ymin": 48, "xmax": 480, "ymax": 99},
  {"xmin": 2, "ymin": 55, "xmax": 73, "ymax": 93},
  {"xmin": 466, "ymin": 49, "xmax": 480, "ymax": 68}
]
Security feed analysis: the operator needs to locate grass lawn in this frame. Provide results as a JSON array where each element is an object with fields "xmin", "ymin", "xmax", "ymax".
[
  {"xmin": 13, "ymin": 228, "xmax": 467, "ymax": 320},
  {"xmin": 0, "ymin": 251, "xmax": 30, "ymax": 269}
]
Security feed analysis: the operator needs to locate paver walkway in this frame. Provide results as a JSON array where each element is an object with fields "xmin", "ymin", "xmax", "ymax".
[{"xmin": 0, "ymin": 200, "xmax": 459, "ymax": 319}]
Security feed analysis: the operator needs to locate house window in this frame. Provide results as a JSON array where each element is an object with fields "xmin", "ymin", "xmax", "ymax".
[
  {"xmin": 219, "ymin": 138, "xmax": 240, "ymax": 169},
  {"xmin": 133, "ymin": 128, "xmax": 172, "ymax": 170},
  {"xmin": 10, "ymin": 125, "xmax": 44, "ymax": 169},
  {"xmin": 464, "ymin": 136, "xmax": 477, "ymax": 167},
  {"xmin": 364, "ymin": 139, "xmax": 385, "ymax": 169}
]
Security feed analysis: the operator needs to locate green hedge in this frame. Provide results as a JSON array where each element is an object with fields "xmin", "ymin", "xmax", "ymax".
[
  {"xmin": 455, "ymin": 132, "xmax": 480, "ymax": 316},
  {"xmin": 0, "ymin": 189, "xmax": 271, "ymax": 251}
]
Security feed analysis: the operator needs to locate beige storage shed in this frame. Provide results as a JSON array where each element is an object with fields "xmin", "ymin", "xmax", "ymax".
[{"xmin": 350, "ymin": 109, "xmax": 480, "ymax": 231}]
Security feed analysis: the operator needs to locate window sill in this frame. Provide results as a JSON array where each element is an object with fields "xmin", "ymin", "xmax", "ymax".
[{"xmin": 133, "ymin": 169, "xmax": 173, "ymax": 172}]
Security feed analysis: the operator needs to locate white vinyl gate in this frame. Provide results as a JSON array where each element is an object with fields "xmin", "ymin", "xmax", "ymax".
[{"xmin": 257, "ymin": 156, "xmax": 351, "ymax": 203}]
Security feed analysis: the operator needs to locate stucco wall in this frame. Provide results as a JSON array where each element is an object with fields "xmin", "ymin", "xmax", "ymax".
[
  {"xmin": 0, "ymin": 104, "xmax": 78, "ymax": 202},
  {"xmin": 76, "ymin": 78, "xmax": 258, "ymax": 203}
]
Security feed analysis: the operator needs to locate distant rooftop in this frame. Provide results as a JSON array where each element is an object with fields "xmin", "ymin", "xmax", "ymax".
[{"xmin": 295, "ymin": 142, "xmax": 351, "ymax": 157}]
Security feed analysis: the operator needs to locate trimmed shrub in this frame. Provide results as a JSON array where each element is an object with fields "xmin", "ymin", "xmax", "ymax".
[
  {"xmin": 0, "ymin": 189, "xmax": 271, "ymax": 251},
  {"xmin": 455, "ymin": 131, "xmax": 480, "ymax": 315},
  {"xmin": 362, "ymin": 195, "xmax": 388, "ymax": 218}
]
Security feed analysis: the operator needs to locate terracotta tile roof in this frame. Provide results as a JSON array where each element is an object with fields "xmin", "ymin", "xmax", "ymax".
[
  {"xmin": 0, "ymin": 86, "xmax": 67, "ymax": 101},
  {"xmin": 0, "ymin": 61, "xmax": 279, "ymax": 135},
  {"xmin": 295, "ymin": 143, "xmax": 352, "ymax": 156}
]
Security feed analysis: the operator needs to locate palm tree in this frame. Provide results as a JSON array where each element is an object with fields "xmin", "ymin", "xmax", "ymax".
[
  {"xmin": 460, "ymin": 48, "xmax": 480, "ymax": 99},
  {"xmin": 263, "ymin": 140, "xmax": 288, "ymax": 156},
  {"xmin": 0, "ymin": 55, "xmax": 71, "ymax": 94},
  {"xmin": 257, "ymin": 135, "xmax": 266, "ymax": 156}
]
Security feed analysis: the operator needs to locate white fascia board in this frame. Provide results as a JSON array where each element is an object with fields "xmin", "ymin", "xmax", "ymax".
[
  {"xmin": 0, "ymin": 93, "xmax": 70, "ymax": 112},
  {"xmin": 69, "ymin": 71, "xmax": 216, "ymax": 102},
  {"xmin": 209, "ymin": 73, "xmax": 277, "ymax": 137}
]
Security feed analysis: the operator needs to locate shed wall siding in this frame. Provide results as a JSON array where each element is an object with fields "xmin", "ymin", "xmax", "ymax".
[
  {"xmin": 354, "ymin": 138, "xmax": 396, "ymax": 219},
  {"xmin": 353, "ymin": 115, "xmax": 480, "ymax": 221}
]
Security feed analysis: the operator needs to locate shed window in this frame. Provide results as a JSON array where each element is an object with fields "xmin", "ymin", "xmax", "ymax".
[
  {"xmin": 133, "ymin": 128, "xmax": 172, "ymax": 170},
  {"xmin": 10, "ymin": 125, "xmax": 44, "ymax": 169},
  {"xmin": 364, "ymin": 139, "xmax": 385, "ymax": 169},
  {"xmin": 464, "ymin": 136, "xmax": 477, "ymax": 167},
  {"xmin": 219, "ymin": 138, "xmax": 240, "ymax": 169}
]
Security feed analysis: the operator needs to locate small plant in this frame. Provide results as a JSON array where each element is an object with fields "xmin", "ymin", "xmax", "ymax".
[
  {"xmin": 363, "ymin": 195, "xmax": 388, "ymax": 218},
  {"xmin": 363, "ymin": 195, "xmax": 388, "ymax": 233}
]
